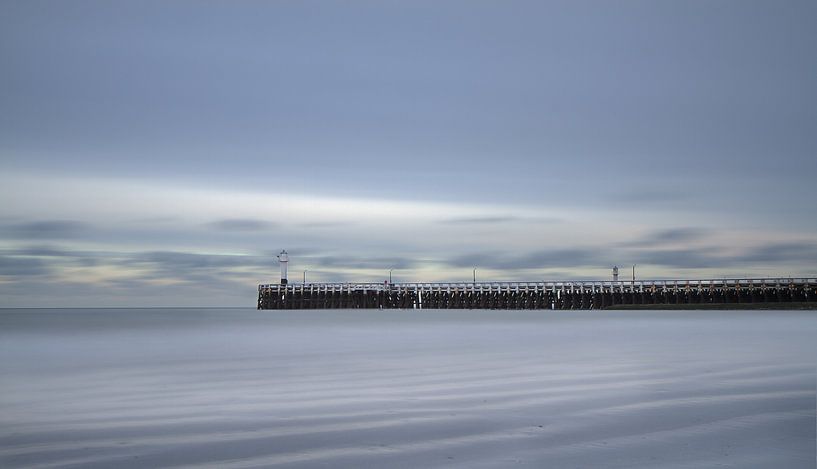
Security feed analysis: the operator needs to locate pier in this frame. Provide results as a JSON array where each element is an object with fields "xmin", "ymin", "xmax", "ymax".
[{"xmin": 258, "ymin": 278, "xmax": 817, "ymax": 310}]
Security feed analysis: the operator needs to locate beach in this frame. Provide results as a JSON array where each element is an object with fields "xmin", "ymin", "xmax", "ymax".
[{"xmin": 1, "ymin": 308, "xmax": 815, "ymax": 468}]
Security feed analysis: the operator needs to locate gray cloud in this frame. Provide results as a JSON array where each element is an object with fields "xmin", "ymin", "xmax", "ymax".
[
  {"xmin": 621, "ymin": 227, "xmax": 710, "ymax": 247},
  {"xmin": 737, "ymin": 242, "xmax": 817, "ymax": 264},
  {"xmin": 2, "ymin": 245, "xmax": 104, "ymax": 268},
  {"xmin": 0, "ymin": 256, "xmax": 50, "ymax": 276},
  {"xmin": 298, "ymin": 221, "xmax": 356, "ymax": 228},
  {"xmin": 5, "ymin": 220, "xmax": 89, "ymax": 240},
  {"xmin": 3, "ymin": 245, "xmax": 75, "ymax": 257},
  {"xmin": 125, "ymin": 251, "xmax": 268, "ymax": 270},
  {"xmin": 262, "ymin": 247, "xmax": 324, "ymax": 258},
  {"xmin": 631, "ymin": 248, "xmax": 725, "ymax": 269},
  {"xmin": 439, "ymin": 216, "xmax": 560, "ymax": 225},
  {"xmin": 447, "ymin": 241, "xmax": 817, "ymax": 273},
  {"xmin": 448, "ymin": 248, "xmax": 605, "ymax": 270},
  {"xmin": 629, "ymin": 242, "xmax": 817, "ymax": 270},
  {"xmin": 609, "ymin": 188, "xmax": 689, "ymax": 204},
  {"xmin": 0, "ymin": 248, "xmax": 272, "ymax": 287},
  {"xmin": 439, "ymin": 216, "xmax": 521, "ymax": 225},
  {"xmin": 650, "ymin": 228, "xmax": 708, "ymax": 243},
  {"xmin": 208, "ymin": 219, "xmax": 275, "ymax": 231},
  {"xmin": 112, "ymin": 251, "xmax": 272, "ymax": 286},
  {"xmin": 134, "ymin": 216, "xmax": 182, "ymax": 224},
  {"xmin": 312, "ymin": 256, "xmax": 415, "ymax": 271}
]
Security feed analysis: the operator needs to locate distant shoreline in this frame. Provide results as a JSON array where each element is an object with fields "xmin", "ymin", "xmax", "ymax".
[{"xmin": 605, "ymin": 302, "xmax": 817, "ymax": 310}]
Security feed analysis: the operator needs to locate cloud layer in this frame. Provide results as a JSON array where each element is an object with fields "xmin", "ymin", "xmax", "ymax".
[{"xmin": 1, "ymin": 173, "xmax": 815, "ymax": 307}]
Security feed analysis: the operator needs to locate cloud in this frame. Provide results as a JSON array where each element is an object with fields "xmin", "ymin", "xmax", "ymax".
[
  {"xmin": 1, "ymin": 245, "xmax": 104, "ymax": 267},
  {"xmin": 298, "ymin": 221, "xmax": 356, "ymax": 228},
  {"xmin": 107, "ymin": 251, "xmax": 273, "ymax": 286},
  {"xmin": 621, "ymin": 227, "xmax": 710, "ymax": 247},
  {"xmin": 312, "ymin": 255, "xmax": 415, "ymax": 270},
  {"xmin": 125, "ymin": 251, "xmax": 268, "ymax": 270},
  {"xmin": 5, "ymin": 220, "xmax": 89, "ymax": 240},
  {"xmin": 0, "ymin": 256, "xmax": 50, "ymax": 276},
  {"xmin": 649, "ymin": 228, "xmax": 708, "ymax": 243},
  {"xmin": 445, "ymin": 241, "xmax": 817, "ymax": 273},
  {"xmin": 627, "ymin": 241, "xmax": 817, "ymax": 269},
  {"xmin": 3, "ymin": 245, "xmax": 76, "ymax": 257},
  {"xmin": 439, "ymin": 216, "xmax": 521, "ymax": 225},
  {"xmin": 448, "ymin": 248, "xmax": 604, "ymax": 270},
  {"xmin": 208, "ymin": 219, "xmax": 275, "ymax": 231},
  {"xmin": 737, "ymin": 242, "xmax": 817, "ymax": 264},
  {"xmin": 438, "ymin": 215, "xmax": 560, "ymax": 225},
  {"xmin": 631, "ymin": 248, "xmax": 724, "ymax": 269},
  {"xmin": 610, "ymin": 188, "xmax": 689, "ymax": 204}
]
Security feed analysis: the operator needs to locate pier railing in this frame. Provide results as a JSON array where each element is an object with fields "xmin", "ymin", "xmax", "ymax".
[
  {"xmin": 257, "ymin": 277, "xmax": 817, "ymax": 310},
  {"xmin": 260, "ymin": 278, "xmax": 817, "ymax": 289}
]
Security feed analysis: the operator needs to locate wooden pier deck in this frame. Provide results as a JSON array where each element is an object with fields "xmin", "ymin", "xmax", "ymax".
[{"xmin": 258, "ymin": 278, "xmax": 817, "ymax": 310}]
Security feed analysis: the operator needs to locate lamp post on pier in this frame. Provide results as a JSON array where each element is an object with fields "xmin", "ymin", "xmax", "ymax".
[
  {"xmin": 277, "ymin": 250, "xmax": 288, "ymax": 285},
  {"xmin": 632, "ymin": 264, "xmax": 636, "ymax": 284},
  {"xmin": 473, "ymin": 267, "xmax": 477, "ymax": 283},
  {"xmin": 303, "ymin": 269, "xmax": 307, "ymax": 284},
  {"xmin": 389, "ymin": 269, "xmax": 393, "ymax": 284}
]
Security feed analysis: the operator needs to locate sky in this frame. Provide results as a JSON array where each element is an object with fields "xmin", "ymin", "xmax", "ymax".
[{"xmin": 1, "ymin": 0, "xmax": 816, "ymax": 306}]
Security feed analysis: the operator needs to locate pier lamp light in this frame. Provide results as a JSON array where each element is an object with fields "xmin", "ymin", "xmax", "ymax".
[
  {"xmin": 303, "ymin": 269, "xmax": 307, "ymax": 284},
  {"xmin": 277, "ymin": 250, "xmax": 289, "ymax": 285},
  {"xmin": 632, "ymin": 264, "xmax": 636, "ymax": 284},
  {"xmin": 389, "ymin": 269, "xmax": 393, "ymax": 284},
  {"xmin": 473, "ymin": 267, "xmax": 477, "ymax": 283}
]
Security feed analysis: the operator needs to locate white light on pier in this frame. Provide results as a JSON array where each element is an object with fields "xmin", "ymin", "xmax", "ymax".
[{"xmin": 277, "ymin": 250, "xmax": 289, "ymax": 285}]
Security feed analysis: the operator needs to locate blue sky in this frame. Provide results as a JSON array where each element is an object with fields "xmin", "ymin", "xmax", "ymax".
[{"xmin": 2, "ymin": 1, "xmax": 816, "ymax": 306}]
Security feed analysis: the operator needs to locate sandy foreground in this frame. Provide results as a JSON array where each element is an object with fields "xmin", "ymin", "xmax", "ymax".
[{"xmin": 0, "ymin": 308, "xmax": 815, "ymax": 468}]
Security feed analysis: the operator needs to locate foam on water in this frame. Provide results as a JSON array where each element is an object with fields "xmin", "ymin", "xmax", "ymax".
[{"xmin": 1, "ymin": 309, "xmax": 815, "ymax": 468}]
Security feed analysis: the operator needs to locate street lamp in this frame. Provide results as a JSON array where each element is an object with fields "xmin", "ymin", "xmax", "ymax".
[
  {"xmin": 473, "ymin": 267, "xmax": 477, "ymax": 283},
  {"xmin": 632, "ymin": 264, "xmax": 636, "ymax": 284},
  {"xmin": 388, "ymin": 269, "xmax": 393, "ymax": 284},
  {"xmin": 303, "ymin": 269, "xmax": 307, "ymax": 284}
]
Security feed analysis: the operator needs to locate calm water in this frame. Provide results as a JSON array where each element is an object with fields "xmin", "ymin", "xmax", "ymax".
[{"xmin": 1, "ymin": 308, "xmax": 815, "ymax": 468}]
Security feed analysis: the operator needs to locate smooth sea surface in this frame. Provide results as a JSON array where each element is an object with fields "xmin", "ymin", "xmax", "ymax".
[{"xmin": 1, "ymin": 308, "xmax": 815, "ymax": 468}]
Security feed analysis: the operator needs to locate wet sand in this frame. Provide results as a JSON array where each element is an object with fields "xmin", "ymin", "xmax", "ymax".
[{"xmin": 1, "ymin": 308, "xmax": 815, "ymax": 468}]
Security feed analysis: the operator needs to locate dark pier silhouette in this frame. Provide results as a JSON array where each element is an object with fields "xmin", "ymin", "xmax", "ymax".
[{"xmin": 258, "ymin": 278, "xmax": 817, "ymax": 310}]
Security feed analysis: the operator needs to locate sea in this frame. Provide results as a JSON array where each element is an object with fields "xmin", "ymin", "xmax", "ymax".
[{"xmin": 1, "ymin": 308, "xmax": 815, "ymax": 468}]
